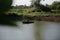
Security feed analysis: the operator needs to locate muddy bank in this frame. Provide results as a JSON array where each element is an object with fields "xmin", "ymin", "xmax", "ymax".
[
  {"xmin": 23, "ymin": 15, "xmax": 60, "ymax": 22},
  {"xmin": 34, "ymin": 16, "xmax": 60, "ymax": 22}
]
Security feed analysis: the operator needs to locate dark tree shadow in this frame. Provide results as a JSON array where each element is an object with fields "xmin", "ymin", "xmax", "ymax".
[
  {"xmin": 0, "ymin": 0, "xmax": 17, "ymax": 26},
  {"xmin": 0, "ymin": 13, "xmax": 20, "ymax": 26}
]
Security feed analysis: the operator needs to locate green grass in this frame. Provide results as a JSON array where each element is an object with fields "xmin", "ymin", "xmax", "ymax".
[
  {"xmin": 6, "ymin": 9, "xmax": 60, "ymax": 16},
  {"xmin": 20, "ymin": 12, "xmax": 60, "ymax": 16}
]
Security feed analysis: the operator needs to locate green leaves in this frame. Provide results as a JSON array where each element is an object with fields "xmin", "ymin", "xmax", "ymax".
[
  {"xmin": 0, "ymin": 0, "xmax": 12, "ymax": 13},
  {"xmin": 31, "ymin": 0, "xmax": 41, "ymax": 5},
  {"xmin": 50, "ymin": 1, "xmax": 60, "ymax": 10}
]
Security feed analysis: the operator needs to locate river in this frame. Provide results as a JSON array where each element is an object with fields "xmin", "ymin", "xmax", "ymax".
[{"xmin": 0, "ymin": 21, "xmax": 60, "ymax": 40}]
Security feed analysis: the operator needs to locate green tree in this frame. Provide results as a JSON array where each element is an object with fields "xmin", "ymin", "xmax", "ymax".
[
  {"xmin": 0, "ymin": 0, "xmax": 16, "ymax": 26},
  {"xmin": 31, "ymin": 0, "xmax": 51, "ymax": 12},
  {"xmin": 0, "ymin": 0, "xmax": 12, "ymax": 13},
  {"xmin": 51, "ymin": 1, "xmax": 60, "ymax": 10},
  {"xmin": 31, "ymin": 0, "xmax": 41, "ymax": 7}
]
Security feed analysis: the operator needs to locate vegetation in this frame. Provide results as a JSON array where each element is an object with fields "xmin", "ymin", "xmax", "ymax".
[
  {"xmin": 6, "ymin": 1, "xmax": 60, "ymax": 16},
  {"xmin": 0, "ymin": 0, "xmax": 60, "ymax": 25},
  {"xmin": 0, "ymin": 0, "xmax": 17, "ymax": 26},
  {"xmin": 47, "ymin": 1, "xmax": 60, "ymax": 13},
  {"xmin": 0, "ymin": 0, "xmax": 12, "ymax": 13}
]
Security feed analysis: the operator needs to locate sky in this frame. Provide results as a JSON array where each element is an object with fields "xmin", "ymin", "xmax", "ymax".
[
  {"xmin": 12, "ymin": 0, "xmax": 60, "ymax": 6},
  {"xmin": 12, "ymin": 0, "xmax": 31, "ymax": 6},
  {"xmin": 41, "ymin": 0, "xmax": 60, "ymax": 5}
]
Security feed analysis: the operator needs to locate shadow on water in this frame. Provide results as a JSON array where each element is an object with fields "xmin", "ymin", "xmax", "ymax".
[
  {"xmin": 0, "ymin": 13, "xmax": 19, "ymax": 26},
  {"xmin": 0, "ymin": 13, "xmax": 34, "ymax": 26}
]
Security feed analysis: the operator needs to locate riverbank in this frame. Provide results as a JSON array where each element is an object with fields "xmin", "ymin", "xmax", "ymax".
[
  {"xmin": 0, "ymin": 13, "xmax": 60, "ymax": 25},
  {"xmin": 0, "ymin": 14, "xmax": 60, "ymax": 22},
  {"xmin": 23, "ymin": 15, "xmax": 60, "ymax": 22}
]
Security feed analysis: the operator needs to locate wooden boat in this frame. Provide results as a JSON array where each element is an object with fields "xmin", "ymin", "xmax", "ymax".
[{"xmin": 23, "ymin": 20, "xmax": 34, "ymax": 24}]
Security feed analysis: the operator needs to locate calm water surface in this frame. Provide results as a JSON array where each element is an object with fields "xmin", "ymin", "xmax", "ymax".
[{"xmin": 0, "ymin": 21, "xmax": 60, "ymax": 40}]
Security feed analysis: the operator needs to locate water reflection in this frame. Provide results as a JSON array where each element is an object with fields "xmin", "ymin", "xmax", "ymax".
[
  {"xmin": 0, "ymin": 22, "xmax": 35, "ymax": 40},
  {"xmin": 0, "ymin": 21, "xmax": 60, "ymax": 40},
  {"xmin": 37, "ymin": 21, "xmax": 60, "ymax": 40},
  {"xmin": 0, "ymin": 14, "xmax": 20, "ymax": 26}
]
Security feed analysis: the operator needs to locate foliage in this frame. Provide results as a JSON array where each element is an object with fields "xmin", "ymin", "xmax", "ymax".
[
  {"xmin": 0, "ymin": 0, "xmax": 12, "ymax": 13},
  {"xmin": 0, "ymin": 0, "xmax": 18, "ymax": 26},
  {"xmin": 5, "ymin": 0, "xmax": 60, "ymax": 15},
  {"xmin": 31, "ymin": 0, "xmax": 41, "ymax": 5},
  {"xmin": 49, "ymin": 1, "xmax": 60, "ymax": 10}
]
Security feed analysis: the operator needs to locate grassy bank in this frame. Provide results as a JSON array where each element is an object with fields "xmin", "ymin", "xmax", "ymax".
[
  {"xmin": 22, "ymin": 12, "xmax": 60, "ymax": 16},
  {"xmin": 6, "ymin": 12, "xmax": 60, "ymax": 16}
]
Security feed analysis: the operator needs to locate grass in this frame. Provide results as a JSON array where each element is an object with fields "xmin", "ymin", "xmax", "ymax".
[
  {"xmin": 6, "ymin": 9, "xmax": 60, "ymax": 16},
  {"xmin": 18, "ymin": 12, "xmax": 60, "ymax": 16}
]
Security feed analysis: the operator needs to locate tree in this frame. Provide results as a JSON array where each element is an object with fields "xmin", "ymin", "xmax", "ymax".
[
  {"xmin": 31, "ymin": 0, "xmax": 51, "ymax": 12},
  {"xmin": 0, "ymin": 0, "xmax": 16, "ymax": 26},
  {"xmin": 36, "ymin": 4, "xmax": 51, "ymax": 12},
  {"xmin": 0, "ymin": 0, "xmax": 12, "ymax": 13},
  {"xmin": 31, "ymin": 0, "xmax": 41, "ymax": 7},
  {"xmin": 50, "ymin": 1, "xmax": 60, "ymax": 10}
]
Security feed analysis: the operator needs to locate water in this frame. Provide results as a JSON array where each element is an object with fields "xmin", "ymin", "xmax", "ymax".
[{"xmin": 0, "ymin": 21, "xmax": 60, "ymax": 40}]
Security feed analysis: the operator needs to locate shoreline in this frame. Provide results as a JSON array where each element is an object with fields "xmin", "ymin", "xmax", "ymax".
[{"xmin": 0, "ymin": 14, "xmax": 60, "ymax": 22}]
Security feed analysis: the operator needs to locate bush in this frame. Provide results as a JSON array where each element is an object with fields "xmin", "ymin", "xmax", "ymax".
[{"xmin": 52, "ymin": 10, "xmax": 60, "ymax": 13}]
